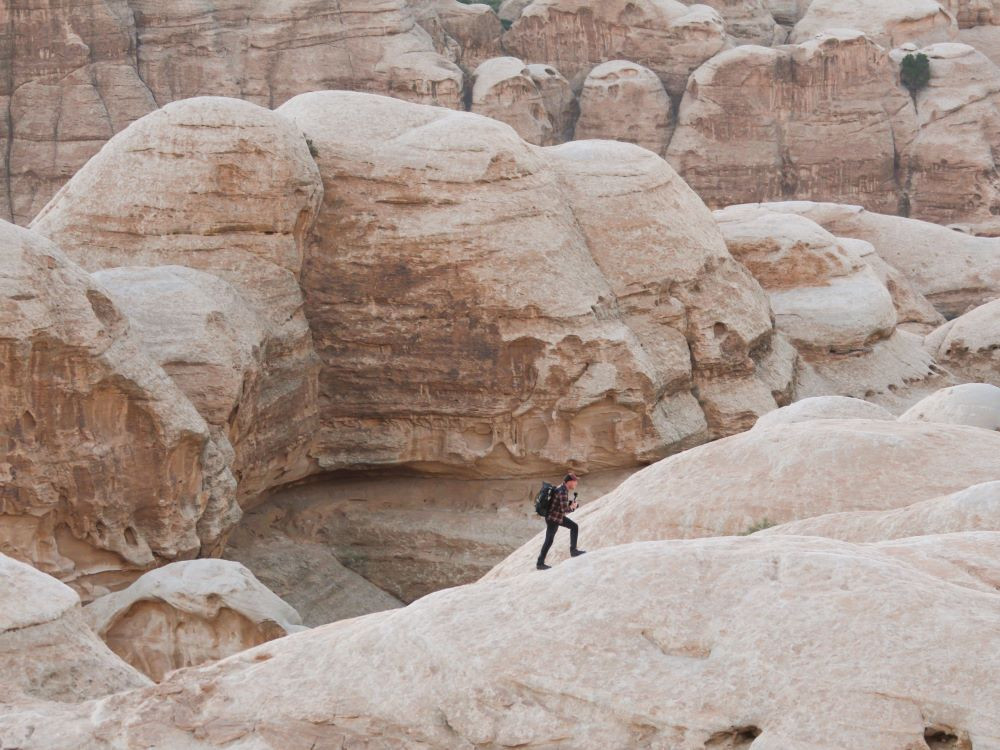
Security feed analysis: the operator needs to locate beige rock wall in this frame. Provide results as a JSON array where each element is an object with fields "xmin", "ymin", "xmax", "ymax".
[
  {"xmin": 723, "ymin": 201, "xmax": 1000, "ymax": 318},
  {"xmin": 503, "ymin": 0, "xmax": 728, "ymax": 95},
  {"xmin": 668, "ymin": 31, "xmax": 918, "ymax": 214},
  {"xmin": 899, "ymin": 383, "xmax": 1000, "ymax": 429},
  {"xmin": 1, "ymin": 0, "xmax": 462, "ymax": 226},
  {"xmin": 526, "ymin": 63, "xmax": 579, "ymax": 143},
  {"xmin": 30, "ymin": 97, "xmax": 325, "ymax": 506},
  {"xmin": 83, "ymin": 559, "xmax": 304, "ymax": 681},
  {"xmin": 5, "ymin": 535, "xmax": 1000, "ymax": 748},
  {"xmin": 413, "ymin": 0, "xmax": 505, "ymax": 69},
  {"xmin": 790, "ymin": 0, "xmax": 958, "ymax": 48},
  {"xmin": 926, "ymin": 298, "xmax": 1000, "ymax": 385},
  {"xmin": 0, "ymin": 554, "xmax": 150, "ymax": 703},
  {"xmin": 277, "ymin": 91, "xmax": 789, "ymax": 480},
  {"xmin": 471, "ymin": 57, "xmax": 555, "ymax": 145},
  {"xmin": 574, "ymin": 60, "xmax": 673, "ymax": 156},
  {"xmin": 0, "ymin": 222, "xmax": 238, "ymax": 599},
  {"xmin": 678, "ymin": 0, "xmax": 782, "ymax": 45}
]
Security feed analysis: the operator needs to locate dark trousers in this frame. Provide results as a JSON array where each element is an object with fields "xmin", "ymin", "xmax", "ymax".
[{"xmin": 538, "ymin": 518, "xmax": 579, "ymax": 563}]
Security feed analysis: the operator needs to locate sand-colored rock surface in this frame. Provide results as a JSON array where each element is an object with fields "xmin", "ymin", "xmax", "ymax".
[
  {"xmin": 0, "ymin": 553, "xmax": 150, "ymax": 703},
  {"xmin": 761, "ymin": 480, "xmax": 1000, "ymax": 542},
  {"xmin": 926, "ymin": 298, "xmax": 1000, "ymax": 385},
  {"xmin": 574, "ymin": 60, "xmax": 673, "ymax": 156},
  {"xmin": 526, "ymin": 63, "xmax": 579, "ymax": 144},
  {"xmin": 4, "ymin": 535, "xmax": 1000, "ymax": 748},
  {"xmin": 766, "ymin": 0, "xmax": 812, "ymax": 26},
  {"xmin": 276, "ymin": 91, "xmax": 789, "ymax": 478},
  {"xmin": 714, "ymin": 208, "xmax": 936, "ymax": 399},
  {"xmin": 899, "ymin": 382, "xmax": 1000, "ymax": 429},
  {"xmin": 946, "ymin": 0, "xmax": 1000, "ymax": 27},
  {"xmin": 471, "ymin": 56, "xmax": 555, "ymax": 145},
  {"xmin": 0, "ymin": 0, "xmax": 157, "ymax": 226},
  {"xmin": 499, "ymin": 0, "xmax": 533, "ymax": 23},
  {"xmin": 678, "ymin": 0, "xmax": 782, "ymax": 45},
  {"xmin": 487, "ymin": 419, "xmax": 1000, "ymax": 574},
  {"xmin": 30, "ymin": 97, "xmax": 324, "ymax": 504},
  {"xmin": 0, "ymin": 221, "xmax": 238, "ymax": 598},
  {"xmin": 902, "ymin": 43, "xmax": 1000, "ymax": 231},
  {"xmin": 724, "ymin": 201, "xmax": 1000, "ymax": 318},
  {"xmin": 791, "ymin": 0, "xmax": 957, "ymax": 48},
  {"xmin": 83, "ymin": 559, "xmax": 304, "ymax": 681},
  {"xmin": 2, "ymin": 0, "xmax": 463, "ymax": 227},
  {"xmin": 668, "ymin": 31, "xmax": 917, "ymax": 214},
  {"xmin": 752, "ymin": 395, "xmax": 895, "ymax": 429},
  {"xmin": 413, "ymin": 0, "xmax": 504, "ymax": 69},
  {"xmin": 503, "ymin": 0, "xmax": 728, "ymax": 95}
]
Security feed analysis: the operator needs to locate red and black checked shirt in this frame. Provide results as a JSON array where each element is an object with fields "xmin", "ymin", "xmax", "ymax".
[{"xmin": 546, "ymin": 483, "xmax": 578, "ymax": 524}]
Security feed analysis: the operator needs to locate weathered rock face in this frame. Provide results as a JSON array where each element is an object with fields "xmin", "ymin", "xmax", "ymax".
[
  {"xmin": 765, "ymin": 0, "xmax": 812, "ymax": 26},
  {"xmin": 714, "ymin": 208, "xmax": 936, "ymax": 399},
  {"xmin": 678, "ymin": 0, "xmax": 782, "ymax": 45},
  {"xmin": 0, "ymin": 221, "xmax": 238, "ymax": 598},
  {"xmin": 901, "ymin": 43, "xmax": 1000, "ymax": 232},
  {"xmin": 277, "ymin": 91, "xmax": 789, "ymax": 478},
  {"xmin": 926, "ymin": 299, "xmax": 1000, "ymax": 385},
  {"xmin": 899, "ymin": 383, "xmax": 1000, "ymax": 430},
  {"xmin": 412, "ymin": 0, "xmax": 504, "ymax": 70},
  {"xmin": 668, "ymin": 31, "xmax": 917, "ymax": 214},
  {"xmin": 526, "ymin": 63, "xmax": 579, "ymax": 143},
  {"xmin": 487, "ymin": 419, "xmax": 1000, "ymax": 574},
  {"xmin": 503, "ymin": 0, "xmax": 728, "ymax": 95},
  {"xmin": 82, "ymin": 559, "xmax": 304, "ymax": 682},
  {"xmin": 945, "ymin": 0, "xmax": 1000, "ymax": 27},
  {"xmin": 499, "ymin": 0, "xmax": 533, "ymax": 23},
  {"xmin": 6, "ymin": 535, "xmax": 1000, "ymax": 749},
  {"xmin": 574, "ymin": 60, "xmax": 673, "ymax": 156},
  {"xmin": 30, "ymin": 97, "xmax": 324, "ymax": 505},
  {"xmin": 0, "ymin": 0, "xmax": 157, "ymax": 226},
  {"xmin": 760, "ymin": 481, "xmax": 1000, "ymax": 541},
  {"xmin": 0, "ymin": 554, "xmax": 150, "ymax": 703},
  {"xmin": 726, "ymin": 201, "xmax": 1000, "ymax": 318},
  {"xmin": 471, "ymin": 57, "xmax": 555, "ymax": 145},
  {"xmin": 791, "ymin": 0, "xmax": 957, "ymax": 48},
  {"xmin": 2, "ymin": 0, "xmax": 462, "ymax": 227},
  {"xmin": 752, "ymin": 395, "xmax": 895, "ymax": 429}
]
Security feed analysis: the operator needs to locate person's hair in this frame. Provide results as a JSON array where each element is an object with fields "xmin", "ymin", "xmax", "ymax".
[{"xmin": 564, "ymin": 473, "xmax": 578, "ymax": 483}]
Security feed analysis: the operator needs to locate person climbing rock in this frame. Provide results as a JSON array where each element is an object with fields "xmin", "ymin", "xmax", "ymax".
[{"xmin": 537, "ymin": 472, "xmax": 586, "ymax": 570}]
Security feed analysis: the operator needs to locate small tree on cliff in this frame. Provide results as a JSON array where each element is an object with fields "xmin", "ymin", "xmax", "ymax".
[{"xmin": 900, "ymin": 53, "xmax": 931, "ymax": 96}]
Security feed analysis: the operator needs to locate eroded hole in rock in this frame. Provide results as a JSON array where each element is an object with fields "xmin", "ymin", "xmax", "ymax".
[
  {"xmin": 226, "ymin": 469, "xmax": 634, "ymax": 627},
  {"xmin": 705, "ymin": 726, "xmax": 762, "ymax": 748},
  {"xmin": 924, "ymin": 726, "xmax": 972, "ymax": 749},
  {"xmin": 123, "ymin": 526, "xmax": 138, "ymax": 546}
]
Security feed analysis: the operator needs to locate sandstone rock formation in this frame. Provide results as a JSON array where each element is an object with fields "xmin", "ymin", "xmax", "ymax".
[
  {"xmin": 714, "ymin": 208, "xmax": 936, "ymax": 399},
  {"xmin": 574, "ymin": 60, "xmax": 673, "ymax": 156},
  {"xmin": 0, "ymin": 221, "xmax": 238, "ymax": 598},
  {"xmin": 4, "ymin": 535, "xmax": 1000, "ymax": 748},
  {"xmin": 926, "ymin": 298, "xmax": 1000, "ymax": 385},
  {"xmin": 899, "ymin": 382, "xmax": 1000, "ymax": 429},
  {"xmin": 945, "ymin": 0, "xmax": 1000, "ymax": 27},
  {"xmin": 722, "ymin": 201, "xmax": 1000, "ymax": 318},
  {"xmin": 526, "ymin": 63, "xmax": 579, "ymax": 143},
  {"xmin": 766, "ymin": 0, "xmax": 813, "ymax": 26},
  {"xmin": 667, "ymin": 31, "xmax": 918, "ymax": 214},
  {"xmin": 760, "ymin": 480, "xmax": 1000, "ymax": 540},
  {"xmin": 503, "ymin": 0, "xmax": 728, "ymax": 95},
  {"xmin": 678, "ymin": 0, "xmax": 782, "ymax": 45},
  {"xmin": 2, "ymin": 0, "xmax": 462, "ymax": 227},
  {"xmin": 752, "ymin": 395, "xmax": 895, "ymax": 429},
  {"xmin": 499, "ymin": 0, "xmax": 532, "ymax": 24},
  {"xmin": 30, "ymin": 97, "xmax": 325, "ymax": 505},
  {"xmin": 487, "ymin": 419, "xmax": 1000, "ymax": 574},
  {"xmin": 83, "ymin": 559, "xmax": 304, "ymax": 681},
  {"xmin": 0, "ymin": 0, "xmax": 157, "ymax": 226},
  {"xmin": 790, "ymin": 0, "xmax": 958, "ymax": 48},
  {"xmin": 901, "ymin": 43, "xmax": 1000, "ymax": 232},
  {"xmin": 277, "ymin": 90, "xmax": 791, "ymax": 479},
  {"xmin": 413, "ymin": 0, "xmax": 505, "ymax": 69},
  {"xmin": 471, "ymin": 57, "xmax": 555, "ymax": 145},
  {"xmin": 0, "ymin": 553, "xmax": 150, "ymax": 703}
]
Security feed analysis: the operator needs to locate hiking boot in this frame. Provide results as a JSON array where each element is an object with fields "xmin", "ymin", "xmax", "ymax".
[
  {"xmin": 570, "ymin": 548, "xmax": 587, "ymax": 557},
  {"xmin": 536, "ymin": 562, "xmax": 552, "ymax": 570}
]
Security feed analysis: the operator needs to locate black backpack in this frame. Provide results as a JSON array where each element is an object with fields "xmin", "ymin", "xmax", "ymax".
[{"xmin": 534, "ymin": 482, "xmax": 556, "ymax": 517}]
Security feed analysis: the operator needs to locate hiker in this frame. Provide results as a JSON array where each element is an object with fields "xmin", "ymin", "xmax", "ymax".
[{"xmin": 537, "ymin": 473, "xmax": 586, "ymax": 570}]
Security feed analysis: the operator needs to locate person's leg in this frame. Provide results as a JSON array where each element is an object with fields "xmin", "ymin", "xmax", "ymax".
[
  {"xmin": 561, "ymin": 518, "xmax": 579, "ymax": 550},
  {"xmin": 537, "ymin": 520, "xmax": 559, "ymax": 566}
]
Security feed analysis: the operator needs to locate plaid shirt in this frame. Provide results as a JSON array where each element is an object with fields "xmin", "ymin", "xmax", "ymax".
[{"xmin": 546, "ymin": 483, "xmax": 578, "ymax": 524}]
